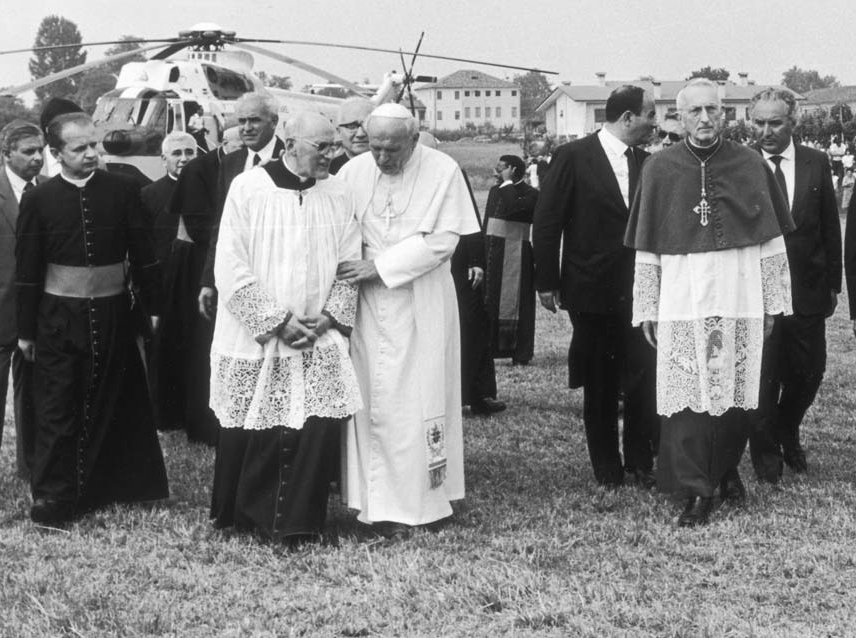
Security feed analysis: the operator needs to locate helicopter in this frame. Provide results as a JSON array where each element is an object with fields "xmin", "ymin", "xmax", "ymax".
[{"xmin": 0, "ymin": 24, "xmax": 557, "ymax": 180}]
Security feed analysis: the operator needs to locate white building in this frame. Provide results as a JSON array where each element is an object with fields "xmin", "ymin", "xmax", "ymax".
[{"xmin": 413, "ymin": 69, "xmax": 521, "ymax": 131}]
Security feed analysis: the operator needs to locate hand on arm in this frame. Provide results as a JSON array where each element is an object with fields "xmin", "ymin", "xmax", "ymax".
[
  {"xmin": 337, "ymin": 260, "xmax": 379, "ymax": 285},
  {"xmin": 198, "ymin": 286, "xmax": 217, "ymax": 320},
  {"xmin": 538, "ymin": 290, "xmax": 560, "ymax": 313},
  {"xmin": 468, "ymin": 266, "xmax": 484, "ymax": 289},
  {"xmin": 641, "ymin": 320, "xmax": 658, "ymax": 349}
]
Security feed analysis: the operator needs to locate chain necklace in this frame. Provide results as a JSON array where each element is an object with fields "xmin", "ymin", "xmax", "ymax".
[
  {"xmin": 365, "ymin": 149, "xmax": 422, "ymax": 231},
  {"xmin": 683, "ymin": 138, "xmax": 723, "ymax": 227}
]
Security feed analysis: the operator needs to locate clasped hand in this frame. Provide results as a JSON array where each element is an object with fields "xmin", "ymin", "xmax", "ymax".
[{"xmin": 255, "ymin": 313, "xmax": 332, "ymax": 348}]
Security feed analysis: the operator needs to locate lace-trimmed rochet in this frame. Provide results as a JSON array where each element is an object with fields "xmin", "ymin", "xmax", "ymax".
[
  {"xmin": 210, "ymin": 344, "xmax": 362, "ymax": 430},
  {"xmin": 656, "ymin": 317, "xmax": 763, "ymax": 417},
  {"xmin": 632, "ymin": 262, "xmax": 661, "ymax": 324},
  {"xmin": 323, "ymin": 280, "xmax": 358, "ymax": 329},
  {"xmin": 760, "ymin": 252, "xmax": 792, "ymax": 315},
  {"xmin": 226, "ymin": 282, "xmax": 290, "ymax": 340}
]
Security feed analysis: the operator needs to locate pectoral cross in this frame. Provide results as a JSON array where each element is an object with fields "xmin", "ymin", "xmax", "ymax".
[
  {"xmin": 382, "ymin": 193, "xmax": 395, "ymax": 230},
  {"xmin": 693, "ymin": 197, "xmax": 710, "ymax": 226}
]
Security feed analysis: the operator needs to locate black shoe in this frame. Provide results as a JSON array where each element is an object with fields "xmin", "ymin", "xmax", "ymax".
[
  {"xmin": 720, "ymin": 468, "xmax": 746, "ymax": 504},
  {"xmin": 30, "ymin": 498, "xmax": 75, "ymax": 526},
  {"xmin": 627, "ymin": 468, "xmax": 656, "ymax": 490},
  {"xmin": 783, "ymin": 446, "xmax": 808, "ymax": 473},
  {"xmin": 678, "ymin": 496, "xmax": 713, "ymax": 527},
  {"xmin": 470, "ymin": 397, "xmax": 507, "ymax": 415}
]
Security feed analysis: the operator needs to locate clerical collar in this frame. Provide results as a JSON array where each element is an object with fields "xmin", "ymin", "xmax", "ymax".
[
  {"xmin": 60, "ymin": 171, "xmax": 95, "ymax": 188},
  {"xmin": 761, "ymin": 139, "xmax": 795, "ymax": 162},
  {"xmin": 262, "ymin": 157, "xmax": 316, "ymax": 192},
  {"xmin": 687, "ymin": 137, "xmax": 722, "ymax": 161},
  {"xmin": 168, "ymin": 173, "xmax": 179, "ymax": 182}
]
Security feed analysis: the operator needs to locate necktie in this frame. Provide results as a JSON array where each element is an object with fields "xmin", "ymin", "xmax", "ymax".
[
  {"xmin": 252, "ymin": 153, "xmax": 261, "ymax": 166},
  {"xmin": 770, "ymin": 155, "xmax": 788, "ymax": 209},
  {"xmin": 624, "ymin": 147, "xmax": 638, "ymax": 202},
  {"xmin": 23, "ymin": 181, "xmax": 34, "ymax": 193}
]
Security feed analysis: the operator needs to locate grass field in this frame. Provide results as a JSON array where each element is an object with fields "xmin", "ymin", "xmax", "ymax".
[{"xmin": 2, "ymin": 169, "xmax": 856, "ymax": 636}]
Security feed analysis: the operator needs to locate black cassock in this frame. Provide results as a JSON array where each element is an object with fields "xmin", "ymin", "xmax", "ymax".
[
  {"xmin": 484, "ymin": 181, "xmax": 538, "ymax": 364},
  {"xmin": 157, "ymin": 150, "xmax": 223, "ymax": 445},
  {"xmin": 16, "ymin": 171, "xmax": 168, "ymax": 512}
]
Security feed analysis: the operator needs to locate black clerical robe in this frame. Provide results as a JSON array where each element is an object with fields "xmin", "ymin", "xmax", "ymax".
[
  {"xmin": 484, "ymin": 180, "xmax": 538, "ymax": 363},
  {"xmin": 16, "ymin": 171, "xmax": 169, "ymax": 513}
]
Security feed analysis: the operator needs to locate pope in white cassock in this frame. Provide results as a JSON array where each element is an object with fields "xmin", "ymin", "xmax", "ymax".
[
  {"xmin": 208, "ymin": 112, "xmax": 362, "ymax": 545},
  {"xmin": 337, "ymin": 103, "xmax": 480, "ymax": 531}
]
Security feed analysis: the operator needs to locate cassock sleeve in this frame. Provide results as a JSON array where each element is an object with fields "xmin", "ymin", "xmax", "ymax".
[
  {"xmin": 15, "ymin": 190, "xmax": 44, "ymax": 342},
  {"xmin": 632, "ymin": 251, "xmax": 661, "ymax": 326},
  {"xmin": 215, "ymin": 179, "xmax": 291, "ymax": 340},
  {"xmin": 760, "ymin": 236, "xmax": 792, "ymax": 316},
  {"xmin": 532, "ymin": 145, "xmax": 574, "ymax": 292},
  {"xmin": 374, "ymin": 231, "xmax": 459, "ymax": 289},
  {"xmin": 125, "ymin": 181, "xmax": 162, "ymax": 315}
]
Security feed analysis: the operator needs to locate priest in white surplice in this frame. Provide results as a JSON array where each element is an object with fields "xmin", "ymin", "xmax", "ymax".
[
  {"xmin": 209, "ymin": 112, "xmax": 362, "ymax": 545},
  {"xmin": 337, "ymin": 104, "xmax": 480, "ymax": 532}
]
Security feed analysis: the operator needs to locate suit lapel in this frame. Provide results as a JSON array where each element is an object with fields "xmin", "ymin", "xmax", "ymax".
[
  {"xmin": 0, "ymin": 168, "xmax": 18, "ymax": 233},
  {"xmin": 790, "ymin": 144, "xmax": 810, "ymax": 225},
  {"xmin": 588, "ymin": 134, "xmax": 628, "ymax": 212}
]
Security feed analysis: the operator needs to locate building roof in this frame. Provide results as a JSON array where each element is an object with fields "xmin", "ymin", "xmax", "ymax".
[
  {"xmin": 419, "ymin": 69, "xmax": 517, "ymax": 90},
  {"xmin": 803, "ymin": 86, "xmax": 856, "ymax": 105},
  {"xmin": 535, "ymin": 79, "xmax": 802, "ymax": 114}
]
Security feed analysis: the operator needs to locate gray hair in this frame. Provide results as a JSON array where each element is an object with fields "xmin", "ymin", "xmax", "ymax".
[
  {"xmin": 234, "ymin": 92, "xmax": 280, "ymax": 118},
  {"xmin": 161, "ymin": 131, "xmax": 196, "ymax": 155},
  {"xmin": 676, "ymin": 78, "xmax": 721, "ymax": 111},
  {"xmin": 0, "ymin": 120, "xmax": 43, "ymax": 155},
  {"xmin": 749, "ymin": 88, "xmax": 798, "ymax": 120},
  {"xmin": 336, "ymin": 97, "xmax": 374, "ymax": 124},
  {"xmin": 282, "ymin": 111, "xmax": 335, "ymax": 141}
]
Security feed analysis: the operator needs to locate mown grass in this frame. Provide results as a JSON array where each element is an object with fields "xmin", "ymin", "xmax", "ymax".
[{"xmin": 2, "ymin": 202, "xmax": 856, "ymax": 636}]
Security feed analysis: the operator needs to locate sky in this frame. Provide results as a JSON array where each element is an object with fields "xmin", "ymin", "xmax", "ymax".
[{"xmin": 1, "ymin": 0, "xmax": 855, "ymax": 101}]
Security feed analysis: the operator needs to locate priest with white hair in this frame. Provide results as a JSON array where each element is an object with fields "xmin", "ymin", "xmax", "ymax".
[{"xmin": 337, "ymin": 103, "xmax": 480, "ymax": 535}]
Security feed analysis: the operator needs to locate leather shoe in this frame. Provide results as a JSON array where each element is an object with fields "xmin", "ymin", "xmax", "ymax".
[
  {"xmin": 30, "ymin": 498, "xmax": 75, "ymax": 526},
  {"xmin": 783, "ymin": 446, "xmax": 808, "ymax": 473},
  {"xmin": 470, "ymin": 397, "xmax": 507, "ymax": 415},
  {"xmin": 678, "ymin": 496, "xmax": 713, "ymax": 527},
  {"xmin": 627, "ymin": 468, "xmax": 656, "ymax": 489},
  {"xmin": 719, "ymin": 468, "xmax": 746, "ymax": 504}
]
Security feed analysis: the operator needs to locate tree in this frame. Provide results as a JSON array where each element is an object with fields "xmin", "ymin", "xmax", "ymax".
[
  {"xmin": 686, "ymin": 66, "xmax": 730, "ymax": 82},
  {"xmin": 513, "ymin": 71, "xmax": 552, "ymax": 121},
  {"xmin": 781, "ymin": 66, "xmax": 838, "ymax": 95},
  {"xmin": 73, "ymin": 69, "xmax": 117, "ymax": 113},
  {"xmin": 0, "ymin": 97, "xmax": 37, "ymax": 130},
  {"xmin": 256, "ymin": 71, "xmax": 293, "ymax": 91},
  {"xmin": 29, "ymin": 15, "xmax": 87, "ymax": 103},
  {"xmin": 102, "ymin": 35, "xmax": 147, "ymax": 77}
]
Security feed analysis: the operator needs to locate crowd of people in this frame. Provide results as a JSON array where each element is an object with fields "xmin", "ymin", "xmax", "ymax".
[{"xmin": 0, "ymin": 76, "xmax": 853, "ymax": 541}]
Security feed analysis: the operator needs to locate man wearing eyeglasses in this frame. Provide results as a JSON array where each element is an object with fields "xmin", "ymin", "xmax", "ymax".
[
  {"xmin": 330, "ymin": 97, "xmax": 374, "ymax": 175},
  {"xmin": 209, "ymin": 112, "xmax": 361, "ymax": 546},
  {"xmin": 649, "ymin": 114, "xmax": 684, "ymax": 153}
]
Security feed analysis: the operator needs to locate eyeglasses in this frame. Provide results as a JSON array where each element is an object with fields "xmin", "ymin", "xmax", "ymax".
[
  {"xmin": 658, "ymin": 131, "xmax": 682, "ymax": 142},
  {"xmin": 338, "ymin": 120, "xmax": 366, "ymax": 132},
  {"xmin": 297, "ymin": 138, "xmax": 343, "ymax": 156}
]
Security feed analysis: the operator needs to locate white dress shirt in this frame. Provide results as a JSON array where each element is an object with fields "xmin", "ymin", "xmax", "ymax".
[
  {"xmin": 243, "ymin": 135, "xmax": 279, "ymax": 172},
  {"xmin": 5, "ymin": 165, "xmax": 32, "ymax": 203},
  {"xmin": 598, "ymin": 127, "xmax": 631, "ymax": 208},
  {"xmin": 762, "ymin": 139, "xmax": 795, "ymax": 210}
]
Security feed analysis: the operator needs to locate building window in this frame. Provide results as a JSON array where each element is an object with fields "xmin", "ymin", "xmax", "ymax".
[
  {"xmin": 464, "ymin": 90, "xmax": 470, "ymax": 97},
  {"xmin": 496, "ymin": 90, "xmax": 501, "ymax": 97},
  {"xmin": 485, "ymin": 90, "xmax": 491, "ymax": 97},
  {"xmin": 437, "ymin": 110, "xmax": 443, "ymax": 121},
  {"xmin": 496, "ymin": 107, "xmax": 501, "ymax": 118},
  {"xmin": 511, "ymin": 90, "xmax": 517, "ymax": 96},
  {"xmin": 475, "ymin": 90, "xmax": 481, "ymax": 97},
  {"xmin": 475, "ymin": 107, "xmax": 481, "ymax": 118},
  {"xmin": 511, "ymin": 106, "xmax": 518, "ymax": 118},
  {"xmin": 455, "ymin": 111, "xmax": 460, "ymax": 120},
  {"xmin": 454, "ymin": 90, "xmax": 460, "ymax": 99},
  {"xmin": 436, "ymin": 90, "xmax": 442, "ymax": 100},
  {"xmin": 724, "ymin": 106, "xmax": 736, "ymax": 121},
  {"xmin": 485, "ymin": 107, "xmax": 491, "ymax": 118},
  {"xmin": 594, "ymin": 108, "xmax": 606, "ymax": 123},
  {"xmin": 464, "ymin": 107, "xmax": 470, "ymax": 118}
]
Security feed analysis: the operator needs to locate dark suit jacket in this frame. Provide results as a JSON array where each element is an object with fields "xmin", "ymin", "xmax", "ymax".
[
  {"xmin": 0, "ymin": 167, "xmax": 46, "ymax": 345},
  {"xmin": 170, "ymin": 147, "xmax": 223, "ymax": 247},
  {"xmin": 532, "ymin": 133, "xmax": 647, "ymax": 315},
  {"xmin": 141, "ymin": 175, "xmax": 178, "ymax": 267},
  {"xmin": 770, "ymin": 143, "xmax": 841, "ymax": 316},
  {"xmin": 200, "ymin": 138, "xmax": 285, "ymax": 288}
]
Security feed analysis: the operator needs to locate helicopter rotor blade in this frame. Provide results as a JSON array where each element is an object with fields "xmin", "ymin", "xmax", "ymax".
[
  {"xmin": 0, "ymin": 39, "xmax": 176, "ymax": 57},
  {"xmin": 234, "ymin": 38, "xmax": 558, "ymax": 75},
  {"xmin": 230, "ymin": 42, "xmax": 370, "ymax": 97},
  {"xmin": 151, "ymin": 42, "xmax": 191, "ymax": 60},
  {"xmin": 404, "ymin": 33, "xmax": 424, "ymax": 115},
  {"xmin": 0, "ymin": 41, "xmax": 175, "ymax": 97}
]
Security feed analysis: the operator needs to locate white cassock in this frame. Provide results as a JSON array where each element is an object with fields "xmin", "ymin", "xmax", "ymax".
[
  {"xmin": 338, "ymin": 144, "xmax": 481, "ymax": 525},
  {"xmin": 210, "ymin": 162, "xmax": 363, "ymax": 431}
]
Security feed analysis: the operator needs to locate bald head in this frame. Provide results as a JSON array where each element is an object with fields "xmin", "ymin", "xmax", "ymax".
[
  {"xmin": 283, "ymin": 112, "xmax": 338, "ymax": 180},
  {"xmin": 221, "ymin": 126, "xmax": 244, "ymax": 153},
  {"xmin": 367, "ymin": 104, "xmax": 420, "ymax": 175},
  {"xmin": 337, "ymin": 97, "xmax": 374, "ymax": 157}
]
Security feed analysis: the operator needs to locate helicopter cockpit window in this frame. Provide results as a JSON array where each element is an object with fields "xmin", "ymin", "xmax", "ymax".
[{"xmin": 201, "ymin": 64, "xmax": 254, "ymax": 100}]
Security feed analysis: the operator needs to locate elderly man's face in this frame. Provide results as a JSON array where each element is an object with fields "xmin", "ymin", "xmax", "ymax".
[
  {"xmin": 751, "ymin": 99, "xmax": 793, "ymax": 156},
  {"xmin": 288, "ymin": 120, "xmax": 339, "ymax": 180},
  {"xmin": 163, "ymin": 139, "xmax": 196, "ymax": 178},
  {"xmin": 236, "ymin": 99, "xmax": 277, "ymax": 152},
  {"xmin": 337, "ymin": 101, "xmax": 374, "ymax": 157},
  {"xmin": 367, "ymin": 118, "xmax": 417, "ymax": 175},
  {"xmin": 221, "ymin": 128, "xmax": 244, "ymax": 154},
  {"xmin": 680, "ymin": 85, "xmax": 722, "ymax": 146},
  {"xmin": 4, "ymin": 134, "xmax": 44, "ymax": 181}
]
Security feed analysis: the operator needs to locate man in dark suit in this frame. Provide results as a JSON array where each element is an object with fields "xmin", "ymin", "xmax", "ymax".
[
  {"xmin": 532, "ymin": 85, "xmax": 658, "ymax": 488},
  {"xmin": 0, "ymin": 120, "xmax": 44, "ymax": 479},
  {"xmin": 198, "ymin": 93, "xmax": 285, "ymax": 320},
  {"xmin": 749, "ymin": 88, "xmax": 841, "ymax": 481}
]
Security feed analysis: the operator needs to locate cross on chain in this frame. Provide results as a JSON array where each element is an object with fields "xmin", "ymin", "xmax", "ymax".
[
  {"xmin": 382, "ymin": 193, "xmax": 395, "ymax": 230},
  {"xmin": 693, "ymin": 198, "xmax": 710, "ymax": 226}
]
